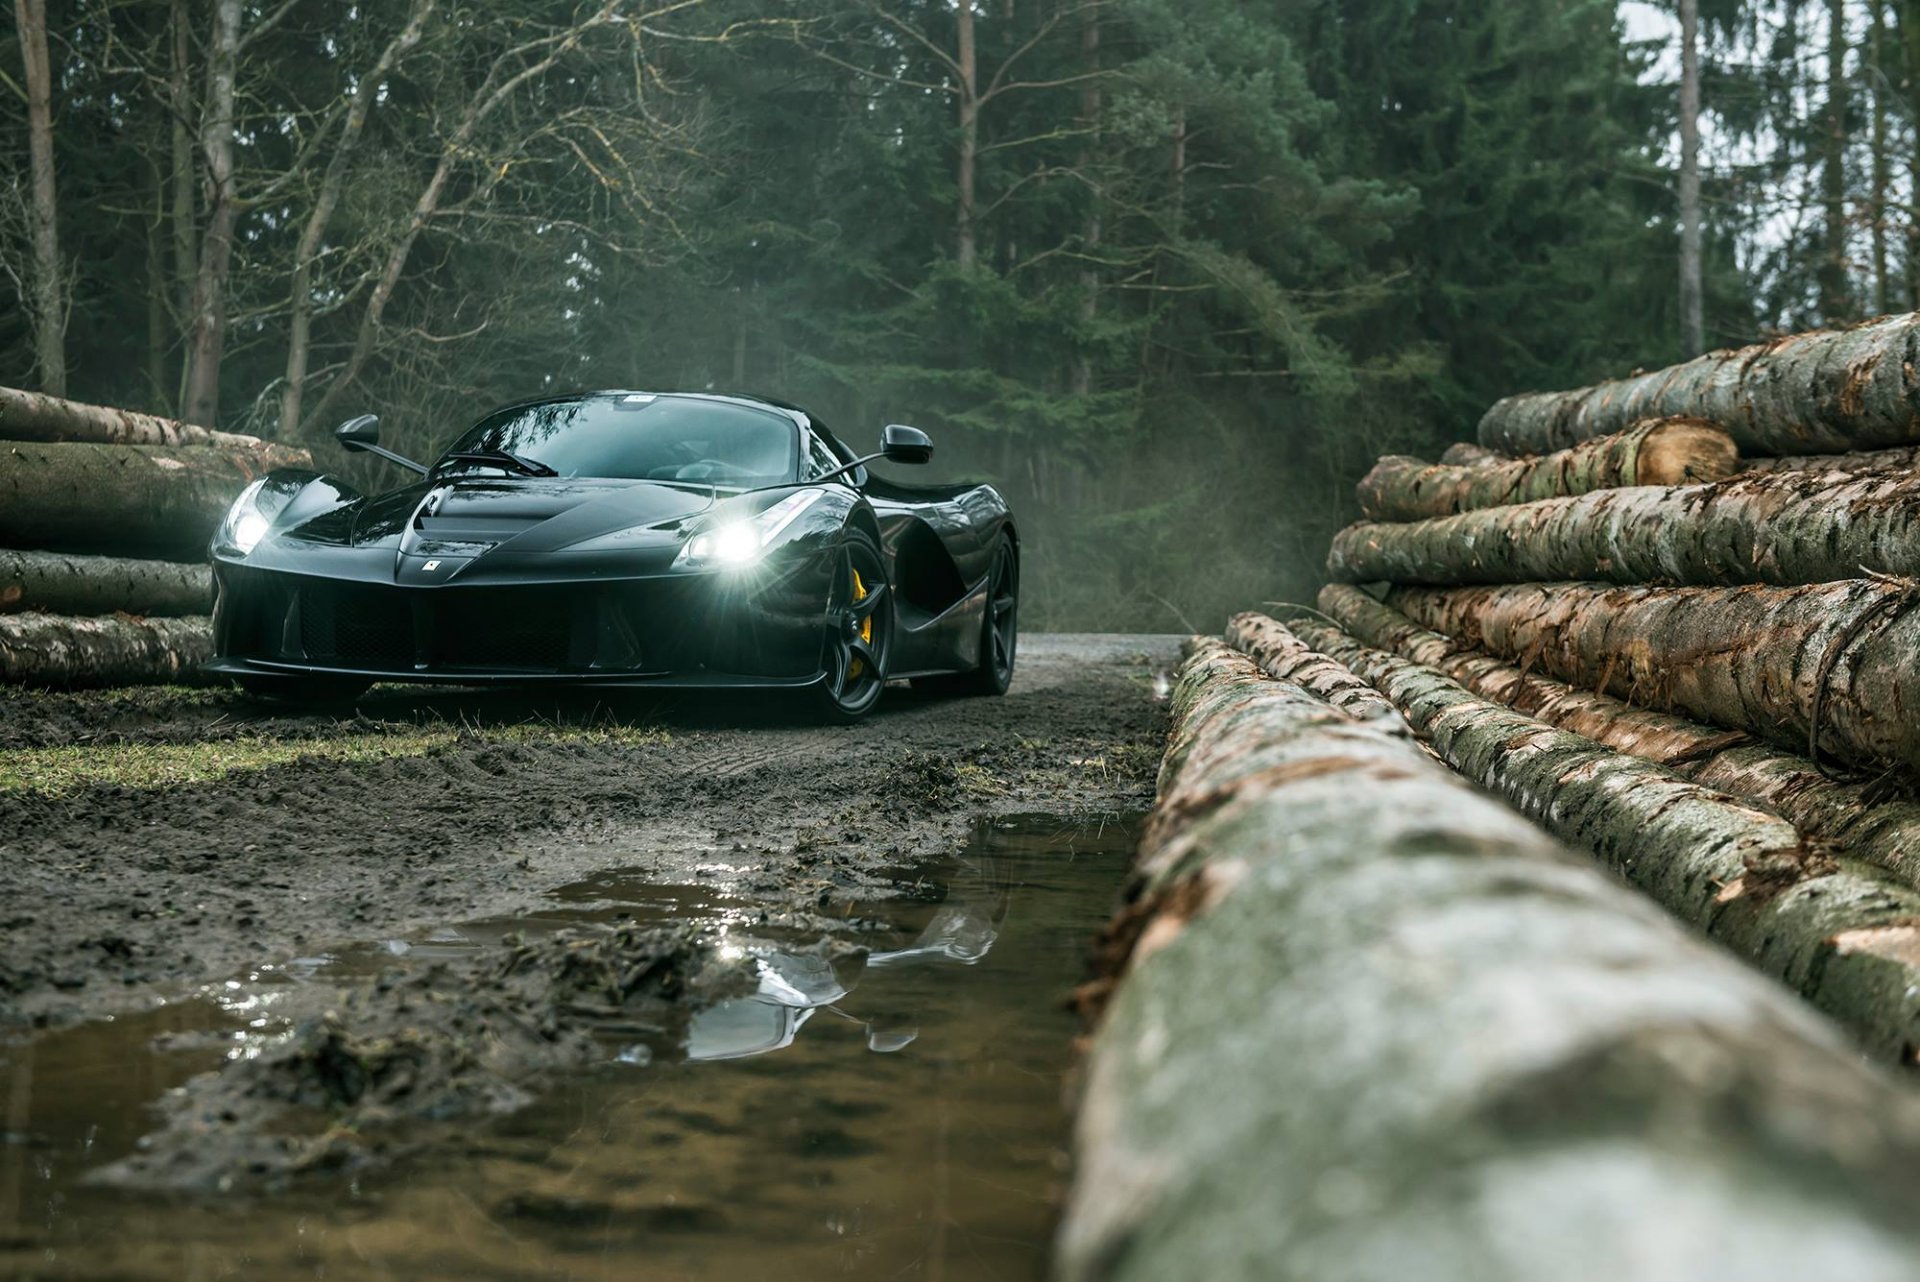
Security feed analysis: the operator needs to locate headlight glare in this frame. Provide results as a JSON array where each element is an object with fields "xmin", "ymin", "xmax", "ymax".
[
  {"xmin": 674, "ymin": 489, "xmax": 827, "ymax": 569},
  {"xmin": 214, "ymin": 479, "xmax": 275, "ymax": 556}
]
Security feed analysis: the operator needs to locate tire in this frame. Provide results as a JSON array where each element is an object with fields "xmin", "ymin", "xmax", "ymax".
[
  {"xmin": 812, "ymin": 528, "xmax": 894, "ymax": 723},
  {"xmin": 235, "ymin": 674, "xmax": 371, "ymax": 707},
  {"xmin": 914, "ymin": 534, "xmax": 1017, "ymax": 697}
]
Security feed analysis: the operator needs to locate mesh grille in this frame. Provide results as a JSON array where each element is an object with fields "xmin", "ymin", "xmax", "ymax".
[{"xmin": 299, "ymin": 585, "xmax": 414, "ymax": 668}]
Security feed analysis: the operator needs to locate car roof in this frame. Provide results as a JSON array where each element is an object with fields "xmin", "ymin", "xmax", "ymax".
[{"xmin": 478, "ymin": 389, "xmax": 813, "ymax": 428}]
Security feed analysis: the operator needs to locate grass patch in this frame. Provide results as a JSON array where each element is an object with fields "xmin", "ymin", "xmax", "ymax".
[{"xmin": 0, "ymin": 721, "xmax": 667, "ymax": 796}]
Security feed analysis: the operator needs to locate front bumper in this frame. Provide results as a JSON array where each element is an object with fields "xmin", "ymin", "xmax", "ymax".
[{"xmin": 208, "ymin": 562, "xmax": 829, "ymax": 687}]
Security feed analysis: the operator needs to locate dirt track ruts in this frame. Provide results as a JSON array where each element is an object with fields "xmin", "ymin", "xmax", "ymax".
[{"xmin": 0, "ymin": 634, "xmax": 1177, "ymax": 1029}]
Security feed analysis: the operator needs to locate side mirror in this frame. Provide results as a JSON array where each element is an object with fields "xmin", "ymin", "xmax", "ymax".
[
  {"xmin": 335, "ymin": 414, "xmax": 380, "ymax": 451},
  {"xmin": 333, "ymin": 413, "xmax": 429, "ymax": 476},
  {"xmin": 881, "ymin": 423, "xmax": 933, "ymax": 465}
]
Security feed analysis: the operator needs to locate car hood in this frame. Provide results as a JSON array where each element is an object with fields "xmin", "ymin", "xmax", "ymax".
[{"xmin": 275, "ymin": 475, "xmax": 717, "ymax": 569}]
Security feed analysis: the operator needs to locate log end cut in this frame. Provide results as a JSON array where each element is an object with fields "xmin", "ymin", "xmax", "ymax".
[{"xmin": 1635, "ymin": 417, "xmax": 1740, "ymax": 486}]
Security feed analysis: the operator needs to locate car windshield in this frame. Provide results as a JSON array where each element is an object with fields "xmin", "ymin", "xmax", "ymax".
[{"xmin": 442, "ymin": 394, "xmax": 798, "ymax": 486}]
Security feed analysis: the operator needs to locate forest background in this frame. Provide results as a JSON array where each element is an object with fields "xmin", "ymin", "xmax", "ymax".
[{"xmin": 0, "ymin": 0, "xmax": 1885, "ymax": 628}]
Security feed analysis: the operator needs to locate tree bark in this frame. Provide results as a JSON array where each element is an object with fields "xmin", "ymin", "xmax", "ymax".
[
  {"xmin": 1476, "ymin": 314, "xmax": 1920, "ymax": 456},
  {"xmin": 1318, "ymin": 583, "xmax": 1920, "ymax": 885},
  {"xmin": 1871, "ymin": 1, "xmax": 1892, "ymax": 313},
  {"xmin": 278, "ymin": 0, "xmax": 436, "ymax": 437},
  {"xmin": 0, "ymin": 386, "xmax": 310, "ymax": 465},
  {"xmin": 14, "ymin": 0, "xmax": 67, "ymax": 397},
  {"xmin": 1743, "ymin": 441, "xmax": 1920, "ymax": 473},
  {"xmin": 0, "ymin": 550, "xmax": 211, "ymax": 617},
  {"xmin": 0, "ymin": 441, "xmax": 280, "ymax": 558},
  {"xmin": 1678, "ymin": 0, "xmax": 1704, "ymax": 356},
  {"xmin": 1384, "ymin": 580, "xmax": 1920, "ymax": 771},
  {"xmin": 180, "ymin": 0, "xmax": 242, "ymax": 427},
  {"xmin": 955, "ymin": 0, "xmax": 978, "ymax": 271},
  {"xmin": 1820, "ymin": 0, "xmax": 1853, "ymax": 322},
  {"xmin": 0, "ymin": 611, "xmax": 211, "ymax": 686},
  {"xmin": 1332, "ymin": 464, "xmax": 1920, "ymax": 588},
  {"xmin": 1062, "ymin": 636, "xmax": 1920, "ymax": 1282},
  {"xmin": 1437, "ymin": 441, "xmax": 1500, "ymax": 466},
  {"xmin": 1355, "ymin": 418, "xmax": 1736, "ymax": 523},
  {"xmin": 169, "ymin": 0, "xmax": 196, "ymax": 371},
  {"xmin": 1283, "ymin": 614, "xmax": 1920, "ymax": 1062},
  {"xmin": 1221, "ymin": 611, "xmax": 1403, "ymax": 726}
]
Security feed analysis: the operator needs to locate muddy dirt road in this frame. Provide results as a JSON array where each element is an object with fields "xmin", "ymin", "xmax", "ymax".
[{"xmin": 0, "ymin": 635, "xmax": 1175, "ymax": 1032}]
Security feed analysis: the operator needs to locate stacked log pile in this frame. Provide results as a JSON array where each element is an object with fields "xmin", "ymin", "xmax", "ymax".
[
  {"xmin": 0, "ymin": 388, "xmax": 312, "ymax": 685},
  {"xmin": 1066, "ymin": 314, "xmax": 1920, "ymax": 1278}
]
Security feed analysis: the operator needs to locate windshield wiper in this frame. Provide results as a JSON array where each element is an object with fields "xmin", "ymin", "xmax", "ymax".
[{"xmin": 439, "ymin": 448, "xmax": 558, "ymax": 478}]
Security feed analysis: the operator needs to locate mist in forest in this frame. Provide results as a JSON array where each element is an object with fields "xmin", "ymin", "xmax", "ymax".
[{"xmin": 0, "ymin": 0, "xmax": 1891, "ymax": 628}]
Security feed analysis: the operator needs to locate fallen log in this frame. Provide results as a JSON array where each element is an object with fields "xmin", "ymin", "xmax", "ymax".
[
  {"xmin": 1478, "ymin": 313, "xmax": 1920, "ymax": 456},
  {"xmin": 1331, "ymin": 465, "xmax": 1920, "ymax": 588},
  {"xmin": 0, "ymin": 611, "xmax": 211, "ymax": 686},
  {"xmin": 1386, "ymin": 580, "xmax": 1920, "ymax": 771},
  {"xmin": 0, "ymin": 549, "xmax": 211, "ymax": 617},
  {"xmin": 0, "ymin": 441, "xmax": 278, "ymax": 558},
  {"xmin": 0, "ymin": 385, "xmax": 311, "ymax": 468},
  {"xmin": 1220, "ymin": 611, "xmax": 1403, "ymax": 725},
  {"xmin": 1316, "ymin": 584, "xmax": 1920, "ymax": 884},
  {"xmin": 1061, "ymin": 635, "xmax": 1920, "ymax": 1282},
  {"xmin": 1279, "ymin": 615, "xmax": 1920, "ymax": 1061},
  {"xmin": 1357, "ymin": 419, "xmax": 1736, "ymax": 523},
  {"xmin": 1437, "ymin": 440, "xmax": 1500, "ymax": 466},
  {"xmin": 1744, "ymin": 442, "xmax": 1920, "ymax": 475}
]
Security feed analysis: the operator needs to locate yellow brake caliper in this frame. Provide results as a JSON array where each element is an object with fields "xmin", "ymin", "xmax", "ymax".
[{"xmin": 849, "ymin": 568, "xmax": 870, "ymax": 679}]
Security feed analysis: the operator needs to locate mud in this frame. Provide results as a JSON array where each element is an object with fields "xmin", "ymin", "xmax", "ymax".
[{"xmin": 0, "ymin": 632, "xmax": 1171, "ymax": 1015}]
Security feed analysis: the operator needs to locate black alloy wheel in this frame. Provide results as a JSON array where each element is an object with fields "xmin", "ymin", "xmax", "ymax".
[
  {"xmin": 815, "ymin": 528, "xmax": 892, "ymax": 722},
  {"xmin": 914, "ymin": 534, "xmax": 1017, "ymax": 697}
]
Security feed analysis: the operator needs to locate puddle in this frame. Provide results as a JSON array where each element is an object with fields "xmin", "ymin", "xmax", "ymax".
[{"xmin": 0, "ymin": 812, "xmax": 1139, "ymax": 1279}]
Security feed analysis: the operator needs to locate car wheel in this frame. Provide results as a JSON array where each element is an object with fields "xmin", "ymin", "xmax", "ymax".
[
  {"xmin": 235, "ymin": 675, "xmax": 371, "ymax": 707},
  {"xmin": 914, "ymin": 534, "xmax": 1017, "ymax": 697},
  {"xmin": 813, "ymin": 528, "xmax": 893, "ymax": 723}
]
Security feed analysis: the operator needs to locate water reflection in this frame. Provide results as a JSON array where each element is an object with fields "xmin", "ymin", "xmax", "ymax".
[{"xmin": 0, "ymin": 813, "xmax": 1140, "ymax": 1282}]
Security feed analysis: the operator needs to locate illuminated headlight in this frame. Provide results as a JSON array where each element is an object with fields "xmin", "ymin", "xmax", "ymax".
[
  {"xmin": 674, "ymin": 489, "xmax": 826, "ymax": 569},
  {"xmin": 214, "ymin": 479, "xmax": 276, "ymax": 556}
]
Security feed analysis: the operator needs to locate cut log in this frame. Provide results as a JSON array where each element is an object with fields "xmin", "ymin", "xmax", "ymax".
[
  {"xmin": 1061, "ymin": 635, "xmax": 1920, "ymax": 1282},
  {"xmin": 0, "ymin": 611, "xmax": 211, "ymax": 686},
  {"xmin": 1436, "ymin": 440, "xmax": 1500, "ymax": 466},
  {"xmin": 1356, "ymin": 418, "xmax": 1737, "ymax": 522},
  {"xmin": 1317, "ymin": 583, "xmax": 1920, "ymax": 884},
  {"xmin": 0, "ymin": 385, "xmax": 311, "ymax": 468},
  {"xmin": 0, "ymin": 441, "xmax": 278, "ymax": 558},
  {"xmin": 1331, "ymin": 464, "xmax": 1920, "ymax": 588},
  {"xmin": 1745, "ymin": 442, "xmax": 1920, "ymax": 475},
  {"xmin": 1384, "ymin": 580, "xmax": 1920, "ymax": 770},
  {"xmin": 0, "ymin": 549, "xmax": 211, "ymax": 617},
  {"xmin": 1278, "ymin": 615, "xmax": 1920, "ymax": 1061},
  {"xmin": 1478, "ymin": 313, "xmax": 1920, "ymax": 456},
  {"xmin": 1383, "ymin": 580, "xmax": 1920, "ymax": 771},
  {"xmin": 1220, "ymin": 611, "xmax": 1403, "ymax": 726}
]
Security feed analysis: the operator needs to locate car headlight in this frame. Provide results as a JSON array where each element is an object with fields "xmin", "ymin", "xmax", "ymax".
[
  {"xmin": 213, "ymin": 478, "xmax": 281, "ymax": 557},
  {"xmin": 674, "ymin": 489, "xmax": 827, "ymax": 570}
]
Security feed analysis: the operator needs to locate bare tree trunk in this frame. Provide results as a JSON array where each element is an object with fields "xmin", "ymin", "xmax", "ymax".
[
  {"xmin": 1355, "ymin": 419, "xmax": 1735, "ymax": 522},
  {"xmin": 1317, "ymin": 583, "xmax": 1920, "ymax": 885},
  {"xmin": 0, "ymin": 441, "xmax": 289, "ymax": 558},
  {"xmin": 1070, "ymin": 8, "xmax": 1100, "ymax": 397},
  {"xmin": 1678, "ymin": 0, "xmax": 1704, "ymax": 355},
  {"xmin": 302, "ymin": 3, "xmax": 619, "ymax": 437},
  {"xmin": 146, "ymin": 164, "xmax": 170, "ymax": 413},
  {"xmin": 279, "ymin": 0, "xmax": 435, "ymax": 436},
  {"xmin": 1871, "ymin": 0, "xmax": 1892, "ymax": 312},
  {"xmin": 0, "ymin": 384, "xmax": 310, "ymax": 462},
  {"xmin": 955, "ymin": 0, "xmax": 978, "ymax": 271},
  {"xmin": 1333, "ymin": 464, "xmax": 1920, "ymax": 588},
  {"xmin": 1384, "ymin": 579, "xmax": 1920, "ymax": 771},
  {"xmin": 1062, "ymin": 634, "xmax": 1920, "ymax": 1282},
  {"xmin": 1820, "ymin": 0, "xmax": 1852, "ymax": 322},
  {"xmin": 0, "ymin": 549, "xmax": 210, "ymax": 617},
  {"xmin": 169, "ymin": 0, "xmax": 196, "ymax": 360},
  {"xmin": 1744, "ymin": 440, "xmax": 1920, "ymax": 472},
  {"xmin": 180, "ymin": 0, "xmax": 242, "ymax": 427},
  {"xmin": 1477, "ymin": 313, "xmax": 1920, "ymax": 455},
  {"xmin": 14, "ymin": 0, "xmax": 66, "ymax": 397},
  {"xmin": 1906, "ymin": 0, "xmax": 1920, "ymax": 306},
  {"xmin": 1286, "ymin": 613, "xmax": 1920, "ymax": 1064},
  {"xmin": 0, "ymin": 611, "xmax": 210, "ymax": 686}
]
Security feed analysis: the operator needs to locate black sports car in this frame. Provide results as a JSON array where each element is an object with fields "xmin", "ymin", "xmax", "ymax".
[{"xmin": 205, "ymin": 391, "xmax": 1018, "ymax": 720}]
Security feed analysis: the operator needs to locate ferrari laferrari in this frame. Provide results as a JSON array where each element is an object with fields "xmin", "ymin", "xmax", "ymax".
[{"xmin": 204, "ymin": 391, "xmax": 1018, "ymax": 720}]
